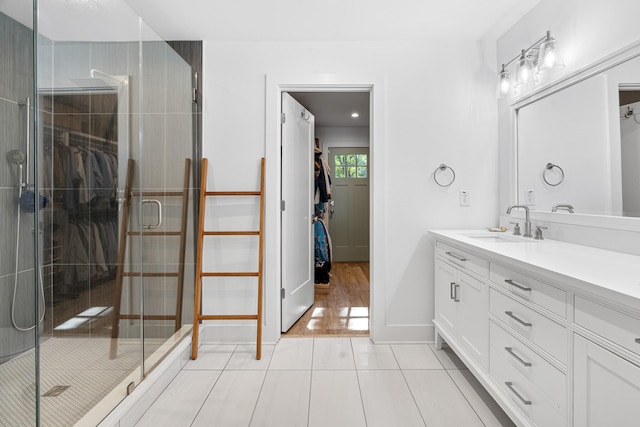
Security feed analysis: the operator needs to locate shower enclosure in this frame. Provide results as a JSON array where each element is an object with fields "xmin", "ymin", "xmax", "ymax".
[{"xmin": 1, "ymin": 1, "xmax": 196, "ymax": 425}]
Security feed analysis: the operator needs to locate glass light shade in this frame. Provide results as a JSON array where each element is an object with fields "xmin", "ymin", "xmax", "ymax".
[
  {"xmin": 537, "ymin": 32, "xmax": 564, "ymax": 74},
  {"xmin": 515, "ymin": 50, "xmax": 537, "ymax": 87},
  {"xmin": 497, "ymin": 66, "xmax": 510, "ymax": 98}
]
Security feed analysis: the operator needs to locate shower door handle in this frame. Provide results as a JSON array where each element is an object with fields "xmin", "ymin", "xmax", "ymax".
[{"xmin": 141, "ymin": 199, "xmax": 162, "ymax": 229}]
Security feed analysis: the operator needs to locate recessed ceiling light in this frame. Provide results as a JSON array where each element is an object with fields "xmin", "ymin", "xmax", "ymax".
[{"xmin": 351, "ymin": 112, "xmax": 359, "ymax": 118}]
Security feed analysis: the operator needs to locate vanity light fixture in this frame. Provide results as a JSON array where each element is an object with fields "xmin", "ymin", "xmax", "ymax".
[
  {"xmin": 514, "ymin": 49, "xmax": 537, "ymax": 88},
  {"xmin": 497, "ymin": 30, "xmax": 565, "ymax": 98}
]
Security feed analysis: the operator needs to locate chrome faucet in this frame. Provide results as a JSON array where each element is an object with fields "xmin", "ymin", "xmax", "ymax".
[
  {"xmin": 506, "ymin": 205, "xmax": 532, "ymax": 237},
  {"xmin": 552, "ymin": 204, "xmax": 574, "ymax": 213}
]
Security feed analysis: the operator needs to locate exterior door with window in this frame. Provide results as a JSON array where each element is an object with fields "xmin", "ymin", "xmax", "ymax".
[{"xmin": 328, "ymin": 147, "xmax": 370, "ymax": 261}]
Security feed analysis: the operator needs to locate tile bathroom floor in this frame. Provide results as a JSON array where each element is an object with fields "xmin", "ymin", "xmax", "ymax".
[{"xmin": 136, "ymin": 337, "xmax": 515, "ymax": 427}]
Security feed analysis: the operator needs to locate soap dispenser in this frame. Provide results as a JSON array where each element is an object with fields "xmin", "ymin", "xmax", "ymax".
[{"xmin": 510, "ymin": 221, "xmax": 521, "ymax": 236}]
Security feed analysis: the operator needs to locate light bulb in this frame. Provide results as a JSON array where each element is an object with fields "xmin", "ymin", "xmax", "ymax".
[
  {"xmin": 497, "ymin": 65, "xmax": 510, "ymax": 98},
  {"xmin": 515, "ymin": 50, "xmax": 537, "ymax": 87},
  {"xmin": 537, "ymin": 31, "xmax": 564, "ymax": 74}
]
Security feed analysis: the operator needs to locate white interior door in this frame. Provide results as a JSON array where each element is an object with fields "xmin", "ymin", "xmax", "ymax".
[{"xmin": 281, "ymin": 93, "xmax": 315, "ymax": 332}]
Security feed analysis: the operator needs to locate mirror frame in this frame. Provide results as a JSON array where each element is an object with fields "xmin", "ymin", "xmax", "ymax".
[{"xmin": 510, "ymin": 38, "xmax": 640, "ymax": 232}]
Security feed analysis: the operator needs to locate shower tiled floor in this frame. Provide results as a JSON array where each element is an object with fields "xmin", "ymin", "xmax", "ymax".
[{"xmin": 0, "ymin": 337, "xmax": 163, "ymax": 427}]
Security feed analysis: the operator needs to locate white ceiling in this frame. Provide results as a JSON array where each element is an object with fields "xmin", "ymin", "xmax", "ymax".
[
  {"xmin": 124, "ymin": 0, "xmax": 540, "ymax": 42},
  {"xmin": 290, "ymin": 92, "xmax": 370, "ymax": 128}
]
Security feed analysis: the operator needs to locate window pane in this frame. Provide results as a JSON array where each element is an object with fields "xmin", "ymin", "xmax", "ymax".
[
  {"xmin": 335, "ymin": 155, "xmax": 345, "ymax": 166},
  {"xmin": 346, "ymin": 155, "xmax": 356, "ymax": 166},
  {"xmin": 347, "ymin": 166, "xmax": 357, "ymax": 177},
  {"xmin": 357, "ymin": 154, "xmax": 367, "ymax": 166},
  {"xmin": 335, "ymin": 166, "xmax": 345, "ymax": 178},
  {"xmin": 357, "ymin": 166, "xmax": 367, "ymax": 178}
]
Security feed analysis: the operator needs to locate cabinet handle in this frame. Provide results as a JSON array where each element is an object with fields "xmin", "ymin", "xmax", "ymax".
[
  {"xmin": 445, "ymin": 251, "xmax": 467, "ymax": 262},
  {"xmin": 505, "ymin": 279, "xmax": 531, "ymax": 292},
  {"xmin": 505, "ymin": 382, "xmax": 532, "ymax": 405},
  {"xmin": 505, "ymin": 311, "xmax": 532, "ymax": 327},
  {"xmin": 505, "ymin": 347, "xmax": 532, "ymax": 366},
  {"xmin": 450, "ymin": 282, "xmax": 460, "ymax": 302}
]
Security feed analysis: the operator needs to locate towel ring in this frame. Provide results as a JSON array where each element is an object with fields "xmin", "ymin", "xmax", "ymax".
[
  {"xmin": 433, "ymin": 164, "xmax": 455, "ymax": 187},
  {"xmin": 543, "ymin": 163, "xmax": 564, "ymax": 186}
]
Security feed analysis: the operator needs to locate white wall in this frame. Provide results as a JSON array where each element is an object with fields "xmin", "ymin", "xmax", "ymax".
[
  {"xmin": 201, "ymin": 39, "xmax": 500, "ymax": 343},
  {"xmin": 316, "ymin": 126, "xmax": 370, "ymax": 149}
]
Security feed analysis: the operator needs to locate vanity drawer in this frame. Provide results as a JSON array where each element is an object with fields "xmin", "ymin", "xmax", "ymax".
[
  {"xmin": 574, "ymin": 295, "xmax": 640, "ymax": 359},
  {"xmin": 490, "ymin": 340, "xmax": 567, "ymax": 427},
  {"xmin": 490, "ymin": 320, "xmax": 567, "ymax": 414},
  {"xmin": 436, "ymin": 242, "xmax": 488, "ymax": 278},
  {"xmin": 490, "ymin": 263, "xmax": 567, "ymax": 318},
  {"xmin": 490, "ymin": 288, "xmax": 567, "ymax": 365}
]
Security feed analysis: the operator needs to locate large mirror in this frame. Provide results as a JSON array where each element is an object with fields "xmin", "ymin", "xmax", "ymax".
[{"xmin": 516, "ymin": 46, "xmax": 640, "ymax": 218}]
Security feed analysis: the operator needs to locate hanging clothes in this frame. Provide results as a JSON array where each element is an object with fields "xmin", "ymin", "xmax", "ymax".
[
  {"xmin": 314, "ymin": 148, "xmax": 331, "ymax": 204},
  {"xmin": 314, "ymin": 218, "xmax": 332, "ymax": 284}
]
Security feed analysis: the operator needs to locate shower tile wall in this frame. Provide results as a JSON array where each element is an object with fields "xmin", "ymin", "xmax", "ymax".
[{"xmin": 0, "ymin": 11, "xmax": 37, "ymax": 364}]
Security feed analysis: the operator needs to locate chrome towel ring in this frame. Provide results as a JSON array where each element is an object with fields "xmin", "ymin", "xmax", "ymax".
[
  {"xmin": 543, "ymin": 163, "xmax": 564, "ymax": 186},
  {"xmin": 433, "ymin": 164, "xmax": 456, "ymax": 187}
]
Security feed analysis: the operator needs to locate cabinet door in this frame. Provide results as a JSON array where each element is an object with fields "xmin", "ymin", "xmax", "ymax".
[
  {"xmin": 574, "ymin": 334, "xmax": 640, "ymax": 426},
  {"xmin": 435, "ymin": 259, "xmax": 458, "ymax": 335},
  {"xmin": 458, "ymin": 271, "xmax": 488, "ymax": 368}
]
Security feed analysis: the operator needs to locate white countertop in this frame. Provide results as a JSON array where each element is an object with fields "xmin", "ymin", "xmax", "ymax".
[{"xmin": 430, "ymin": 229, "xmax": 640, "ymax": 308}]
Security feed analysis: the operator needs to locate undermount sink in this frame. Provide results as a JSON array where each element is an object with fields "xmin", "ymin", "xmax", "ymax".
[{"xmin": 462, "ymin": 233, "xmax": 535, "ymax": 243}]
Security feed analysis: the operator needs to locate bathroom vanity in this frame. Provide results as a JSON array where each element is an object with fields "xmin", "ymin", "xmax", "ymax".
[{"xmin": 431, "ymin": 230, "xmax": 640, "ymax": 427}]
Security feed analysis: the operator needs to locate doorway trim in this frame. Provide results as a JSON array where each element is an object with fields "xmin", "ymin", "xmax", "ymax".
[{"xmin": 265, "ymin": 74, "xmax": 387, "ymax": 343}]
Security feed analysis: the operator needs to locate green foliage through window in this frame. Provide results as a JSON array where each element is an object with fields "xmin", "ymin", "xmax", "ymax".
[{"xmin": 335, "ymin": 153, "xmax": 367, "ymax": 179}]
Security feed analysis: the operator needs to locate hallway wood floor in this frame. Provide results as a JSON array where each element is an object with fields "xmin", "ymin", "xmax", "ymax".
[{"xmin": 284, "ymin": 262, "xmax": 370, "ymax": 336}]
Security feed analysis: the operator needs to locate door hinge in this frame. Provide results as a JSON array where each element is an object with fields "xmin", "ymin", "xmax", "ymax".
[
  {"xmin": 281, "ymin": 112, "xmax": 286, "ymax": 124},
  {"xmin": 281, "ymin": 288, "xmax": 286, "ymax": 299},
  {"xmin": 281, "ymin": 200, "xmax": 285, "ymax": 211}
]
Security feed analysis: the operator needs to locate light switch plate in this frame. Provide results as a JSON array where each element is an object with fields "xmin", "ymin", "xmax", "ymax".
[
  {"xmin": 459, "ymin": 190, "xmax": 470, "ymax": 206},
  {"xmin": 524, "ymin": 189, "xmax": 535, "ymax": 205}
]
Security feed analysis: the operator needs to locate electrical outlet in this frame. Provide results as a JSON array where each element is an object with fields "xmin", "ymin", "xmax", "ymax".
[
  {"xmin": 524, "ymin": 189, "xmax": 535, "ymax": 205},
  {"xmin": 459, "ymin": 190, "xmax": 470, "ymax": 206}
]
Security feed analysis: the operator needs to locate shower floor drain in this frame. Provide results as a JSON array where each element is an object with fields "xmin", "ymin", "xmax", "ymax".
[{"xmin": 43, "ymin": 385, "xmax": 71, "ymax": 397}]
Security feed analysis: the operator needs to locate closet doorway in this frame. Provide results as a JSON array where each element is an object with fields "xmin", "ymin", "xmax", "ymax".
[{"xmin": 284, "ymin": 91, "xmax": 371, "ymax": 337}]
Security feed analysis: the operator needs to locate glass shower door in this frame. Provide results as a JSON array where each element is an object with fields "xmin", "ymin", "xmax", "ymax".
[{"xmin": 131, "ymin": 22, "xmax": 196, "ymax": 376}]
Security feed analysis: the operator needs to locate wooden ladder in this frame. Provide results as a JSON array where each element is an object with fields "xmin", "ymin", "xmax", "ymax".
[
  {"xmin": 111, "ymin": 158, "xmax": 191, "ymax": 357},
  {"xmin": 191, "ymin": 157, "xmax": 265, "ymax": 360}
]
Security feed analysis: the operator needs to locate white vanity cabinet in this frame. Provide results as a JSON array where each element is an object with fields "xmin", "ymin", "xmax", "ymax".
[
  {"xmin": 573, "ymin": 296, "xmax": 640, "ymax": 427},
  {"xmin": 430, "ymin": 230, "xmax": 640, "ymax": 427},
  {"xmin": 488, "ymin": 265, "xmax": 568, "ymax": 427},
  {"xmin": 434, "ymin": 242, "xmax": 489, "ymax": 369}
]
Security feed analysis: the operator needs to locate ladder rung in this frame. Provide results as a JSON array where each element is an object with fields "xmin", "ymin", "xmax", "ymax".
[
  {"xmin": 201, "ymin": 272, "xmax": 259, "ymax": 277},
  {"xmin": 132, "ymin": 191, "xmax": 184, "ymax": 197},
  {"xmin": 204, "ymin": 231, "xmax": 259, "ymax": 236},
  {"xmin": 119, "ymin": 314, "xmax": 177, "ymax": 320},
  {"xmin": 123, "ymin": 272, "xmax": 179, "ymax": 277},
  {"xmin": 198, "ymin": 314, "xmax": 258, "ymax": 321},
  {"xmin": 205, "ymin": 191, "xmax": 261, "ymax": 196},
  {"xmin": 127, "ymin": 231, "xmax": 182, "ymax": 236}
]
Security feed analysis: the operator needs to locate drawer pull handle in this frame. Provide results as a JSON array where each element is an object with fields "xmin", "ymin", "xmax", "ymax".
[
  {"xmin": 505, "ymin": 279, "xmax": 531, "ymax": 292},
  {"xmin": 445, "ymin": 251, "xmax": 467, "ymax": 262},
  {"xmin": 450, "ymin": 282, "xmax": 460, "ymax": 302},
  {"xmin": 505, "ymin": 347, "xmax": 532, "ymax": 366},
  {"xmin": 505, "ymin": 381, "xmax": 532, "ymax": 405},
  {"xmin": 505, "ymin": 311, "xmax": 532, "ymax": 327}
]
